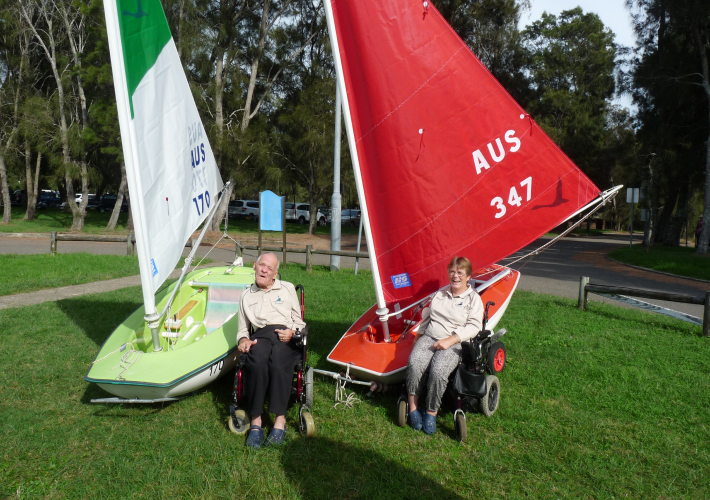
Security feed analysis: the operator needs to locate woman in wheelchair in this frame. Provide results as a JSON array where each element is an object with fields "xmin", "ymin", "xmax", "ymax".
[
  {"xmin": 237, "ymin": 253, "xmax": 306, "ymax": 449},
  {"xmin": 405, "ymin": 256, "xmax": 484, "ymax": 435}
]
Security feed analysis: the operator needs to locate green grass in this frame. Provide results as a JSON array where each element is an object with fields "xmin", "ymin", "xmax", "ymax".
[
  {"xmin": 609, "ymin": 244, "xmax": 710, "ymax": 281},
  {"xmin": 0, "ymin": 254, "xmax": 213, "ymax": 296},
  {"xmin": 1, "ymin": 264, "xmax": 708, "ymax": 498},
  {"xmin": 0, "ymin": 206, "xmax": 362, "ymax": 238},
  {"xmin": 0, "ymin": 207, "xmax": 131, "ymax": 234}
]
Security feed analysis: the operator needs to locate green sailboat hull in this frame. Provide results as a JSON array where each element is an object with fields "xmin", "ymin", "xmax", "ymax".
[{"xmin": 85, "ymin": 266, "xmax": 253, "ymax": 399}]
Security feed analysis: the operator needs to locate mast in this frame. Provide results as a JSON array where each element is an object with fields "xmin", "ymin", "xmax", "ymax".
[
  {"xmin": 324, "ymin": 0, "xmax": 391, "ymax": 336},
  {"xmin": 103, "ymin": 0, "xmax": 160, "ymax": 348}
]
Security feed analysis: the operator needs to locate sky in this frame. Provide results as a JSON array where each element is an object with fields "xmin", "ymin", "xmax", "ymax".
[{"xmin": 518, "ymin": 0, "xmax": 637, "ymax": 49}]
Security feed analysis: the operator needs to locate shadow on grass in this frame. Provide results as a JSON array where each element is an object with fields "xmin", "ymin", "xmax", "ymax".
[
  {"xmin": 584, "ymin": 302, "xmax": 704, "ymax": 336},
  {"xmin": 56, "ymin": 295, "xmax": 142, "ymax": 347},
  {"xmin": 279, "ymin": 437, "xmax": 464, "ymax": 499}
]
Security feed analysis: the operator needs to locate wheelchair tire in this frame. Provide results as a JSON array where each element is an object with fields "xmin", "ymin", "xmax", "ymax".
[
  {"xmin": 397, "ymin": 398, "xmax": 407, "ymax": 427},
  {"xmin": 479, "ymin": 375, "xmax": 500, "ymax": 417},
  {"xmin": 305, "ymin": 366, "xmax": 314, "ymax": 408},
  {"xmin": 454, "ymin": 412, "xmax": 467, "ymax": 443},
  {"xmin": 487, "ymin": 342, "xmax": 506, "ymax": 374},
  {"xmin": 299, "ymin": 410, "xmax": 315, "ymax": 438},
  {"xmin": 228, "ymin": 409, "xmax": 249, "ymax": 435}
]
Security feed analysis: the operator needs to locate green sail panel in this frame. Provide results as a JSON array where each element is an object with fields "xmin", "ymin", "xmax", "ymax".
[{"xmin": 116, "ymin": 0, "xmax": 172, "ymax": 117}]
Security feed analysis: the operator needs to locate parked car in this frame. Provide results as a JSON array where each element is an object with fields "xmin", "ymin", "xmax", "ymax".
[
  {"xmin": 62, "ymin": 193, "xmax": 96, "ymax": 210},
  {"xmin": 10, "ymin": 190, "xmax": 25, "ymax": 206},
  {"xmin": 97, "ymin": 194, "xmax": 128, "ymax": 213},
  {"xmin": 287, "ymin": 203, "xmax": 326, "ymax": 226},
  {"xmin": 228, "ymin": 199, "xmax": 259, "ymax": 220},
  {"xmin": 327, "ymin": 209, "xmax": 361, "ymax": 227},
  {"xmin": 37, "ymin": 191, "xmax": 62, "ymax": 209}
]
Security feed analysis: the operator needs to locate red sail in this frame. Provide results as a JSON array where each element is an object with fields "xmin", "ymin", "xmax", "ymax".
[{"xmin": 329, "ymin": 0, "xmax": 600, "ymax": 305}]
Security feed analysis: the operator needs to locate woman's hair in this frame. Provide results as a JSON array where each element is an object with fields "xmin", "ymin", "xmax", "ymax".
[{"xmin": 448, "ymin": 255, "xmax": 472, "ymax": 276}]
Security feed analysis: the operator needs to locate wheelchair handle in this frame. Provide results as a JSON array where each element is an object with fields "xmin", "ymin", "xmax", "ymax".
[{"xmin": 482, "ymin": 301, "xmax": 495, "ymax": 330}]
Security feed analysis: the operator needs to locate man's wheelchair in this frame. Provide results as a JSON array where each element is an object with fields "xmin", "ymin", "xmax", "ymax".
[
  {"xmin": 396, "ymin": 301, "xmax": 507, "ymax": 443},
  {"xmin": 227, "ymin": 284, "xmax": 315, "ymax": 438}
]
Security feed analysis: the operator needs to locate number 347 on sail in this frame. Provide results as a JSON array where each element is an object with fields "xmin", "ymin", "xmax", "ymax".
[{"xmin": 491, "ymin": 176, "xmax": 532, "ymax": 219}]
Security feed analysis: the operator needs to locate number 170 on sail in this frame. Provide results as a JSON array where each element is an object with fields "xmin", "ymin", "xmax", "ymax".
[{"xmin": 490, "ymin": 176, "xmax": 532, "ymax": 219}]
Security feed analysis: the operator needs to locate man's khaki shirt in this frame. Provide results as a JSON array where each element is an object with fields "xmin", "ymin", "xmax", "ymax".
[{"xmin": 236, "ymin": 279, "xmax": 306, "ymax": 343}]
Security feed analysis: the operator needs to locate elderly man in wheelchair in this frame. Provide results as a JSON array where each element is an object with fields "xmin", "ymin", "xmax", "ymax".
[{"xmin": 231, "ymin": 252, "xmax": 309, "ymax": 449}]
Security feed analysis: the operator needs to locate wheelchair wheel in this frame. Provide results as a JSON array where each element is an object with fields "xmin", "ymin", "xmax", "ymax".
[
  {"xmin": 454, "ymin": 412, "xmax": 467, "ymax": 443},
  {"xmin": 487, "ymin": 342, "xmax": 506, "ymax": 374},
  {"xmin": 479, "ymin": 375, "xmax": 500, "ymax": 417},
  {"xmin": 299, "ymin": 410, "xmax": 315, "ymax": 438},
  {"xmin": 228, "ymin": 409, "xmax": 248, "ymax": 435},
  {"xmin": 396, "ymin": 398, "xmax": 407, "ymax": 427},
  {"xmin": 305, "ymin": 366, "xmax": 314, "ymax": 408}
]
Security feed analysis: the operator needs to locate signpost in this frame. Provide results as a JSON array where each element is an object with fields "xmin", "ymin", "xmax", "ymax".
[
  {"xmin": 627, "ymin": 187, "xmax": 639, "ymax": 249},
  {"xmin": 259, "ymin": 190, "xmax": 286, "ymax": 263}
]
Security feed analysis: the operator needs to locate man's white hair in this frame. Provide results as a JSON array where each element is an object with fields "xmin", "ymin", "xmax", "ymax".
[{"xmin": 256, "ymin": 252, "xmax": 280, "ymax": 272}]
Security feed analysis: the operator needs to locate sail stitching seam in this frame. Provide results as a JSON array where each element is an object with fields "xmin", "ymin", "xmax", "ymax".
[{"xmin": 356, "ymin": 46, "xmax": 464, "ymax": 143}]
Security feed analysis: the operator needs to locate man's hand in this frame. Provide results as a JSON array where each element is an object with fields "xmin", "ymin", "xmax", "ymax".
[
  {"xmin": 275, "ymin": 328, "xmax": 295, "ymax": 343},
  {"xmin": 433, "ymin": 335, "xmax": 458, "ymax": 351},
  {"xmin": 238, "ymin": 338, "xmax": 257, "ymax": 353}
]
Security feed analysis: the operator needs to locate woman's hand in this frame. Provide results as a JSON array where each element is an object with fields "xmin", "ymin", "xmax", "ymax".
[
  {"xmin": 275, "ymin": 328, "xmax": 295, "ymax": 343},
  {"xmin": 238, "ymin": 338, "xmax": 257, "ymax": 353},
  {"xmin": 433, "ymin": 335, "xmax": 459, "ymax": 351}
]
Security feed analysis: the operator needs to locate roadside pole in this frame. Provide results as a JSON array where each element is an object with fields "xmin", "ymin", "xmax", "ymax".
[
  {"xmin": 627, "ymin": 187, "xmax": 639, "ymax": 249},
  {"xmin": 330, "ymin": 85, "xmax": 342, "ymax": 271}
]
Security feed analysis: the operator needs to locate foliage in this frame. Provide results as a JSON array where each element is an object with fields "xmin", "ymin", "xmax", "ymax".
[{"xmin": 609, "ymin": 244, "xmax": 710, "ymax": 281}]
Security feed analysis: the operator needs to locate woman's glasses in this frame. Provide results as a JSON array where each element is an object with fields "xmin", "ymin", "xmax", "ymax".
[{"xmin": 448, "ymin": 269, "xmax": 467, "ymax": 277}]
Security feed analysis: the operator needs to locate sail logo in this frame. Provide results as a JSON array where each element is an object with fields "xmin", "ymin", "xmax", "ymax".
[
  {"xmin": 188, "ymin": 120, "xmax": 205, "ymax": 169},
  {"xmin": 391, "ymin": 273, "xmax": 412, "ymax": 289},
  {"xmin": 472, "ymin": 130, "xmax": 521, "ymax": 175},
  {"xmin": 150, "ymin": 258, "xmax": 158, "ymax": 277}
]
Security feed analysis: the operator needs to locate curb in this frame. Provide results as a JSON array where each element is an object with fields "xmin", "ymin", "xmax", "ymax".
[
  {"xmin": 605, "ymin": 254, "xmax": 710, "ymax": 285},
  {"xmin": 0, "ymin": 232, "xmax": 51, "ymax": 239}
]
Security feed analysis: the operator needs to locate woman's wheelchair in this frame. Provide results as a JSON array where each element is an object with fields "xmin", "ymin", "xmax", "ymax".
[
  {"xmin": 227, "ymin": 284, "xmax": 315, "ymax": 438},
  {"xmin": 396, "ymin": 301, "xmax": 507, "ymax": 443}
]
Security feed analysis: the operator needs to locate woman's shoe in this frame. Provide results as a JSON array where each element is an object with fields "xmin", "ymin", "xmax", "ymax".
[
  {"xmin": 422, "ymin": 413, "xmax": 437, "ymax": 435},
  {"xmin": 264, "ymin": 427, "xmax": 286, "ymax": 447},
  {"xmin": 408, "ymin": 409, "xmax": 423, "ymax": 431},
  {"xmin": 245, "ymin": 425, "xmax": 265, "ymax": 449}
]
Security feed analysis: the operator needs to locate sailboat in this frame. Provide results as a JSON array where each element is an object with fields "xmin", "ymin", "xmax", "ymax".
[
  {"xmin": 323, "ymin": 0, "xmax": 620, "ymax": 383},
  {"xmin": 85, "ymin": 0, "xmax": 252, "ymax": 401}
]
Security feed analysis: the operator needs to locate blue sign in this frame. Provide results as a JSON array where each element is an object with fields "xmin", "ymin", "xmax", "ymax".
[
  {"xmin": 260, "ymin": 191, "xmax": 284, "ymax": 231},
  {"xmin": 150, "ymin": 259, "xmax": 158, "ymax": 277},
  {"xmin": 391, "ymin": 273, "xmax": 412, "ymax": 289}
]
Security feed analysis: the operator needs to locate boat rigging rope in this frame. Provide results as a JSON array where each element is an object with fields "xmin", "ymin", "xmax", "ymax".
[
  {"xmin": 90, "ymin": 342, "xmax": 143, "ymax": 380},
  {"xmin": 334, "ymin": 364, "xmax": 360, "ymax": 409}
]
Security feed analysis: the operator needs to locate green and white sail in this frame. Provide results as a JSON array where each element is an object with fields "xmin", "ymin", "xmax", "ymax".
[{"xmin": 103, "ymin": 0, "xmax": 223, "ymax": 317}]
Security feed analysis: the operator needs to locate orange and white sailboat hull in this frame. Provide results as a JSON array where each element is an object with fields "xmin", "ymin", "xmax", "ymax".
[{"xmin": 327, "ymin": 265, "xmax": 520, "ymax": 384}]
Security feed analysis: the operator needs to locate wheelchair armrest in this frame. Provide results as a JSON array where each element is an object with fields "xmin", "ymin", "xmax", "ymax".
[{"xmin": 292, "ymin": 325, "xmax": 308, "ymax": 346}]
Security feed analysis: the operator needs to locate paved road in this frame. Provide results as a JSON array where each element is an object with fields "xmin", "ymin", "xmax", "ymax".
[{"xmin": 1, "ymin": 232, "xmax": 706, "ymax": 321}]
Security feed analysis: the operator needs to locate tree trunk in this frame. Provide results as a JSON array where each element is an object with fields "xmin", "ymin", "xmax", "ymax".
[
  {"xmin": 24, "ymin": 143, "xmax": 37, "ymax": 220},
  {"xmin": 653, "ymin": 180, "xmax": 679, "ymax": 244},
  {"xmin": 0, "ymin": 153, "xmax": 11, "ymax": 223},
  {"xmin": 125, "ymin": 187, "xmax": 134, "ymax": 231},
  {"xmin": 106, "ymin": 162, "xmax": 128, "ymax": 230},
  {"xmin": 241, "ymin": 0, "xmax": 272, "ymax": 132},
  {"xmin": 210, "ymin": 176, "xmax": 234, "ymax": 231},
  {"xmin": 665, "ymin": 181, "xmax": 689, "ymax": 246},
  {"xmin": 692, "ymin": 14, "xmax": 710, "ymax": 254}
]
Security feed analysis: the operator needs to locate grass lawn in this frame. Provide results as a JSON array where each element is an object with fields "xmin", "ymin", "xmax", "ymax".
[
  {"xmin": 1, "ymin": 264, "xmax": 708, "ymax": 499},
  {"xmin": 0, "ymin": 254, "xmax": 213, "ymax": 296},
  {"xmin": 0, "ymin": 206, "xmax": 360, "ymax": 238},
  {"xmin": 609, "ymin": 244, "xmax": 710, "ymax": 281}
]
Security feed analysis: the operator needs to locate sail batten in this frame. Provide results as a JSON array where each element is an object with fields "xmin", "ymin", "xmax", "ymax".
[{"xmin": 327, "ymin": 0, "xmax": 601, "ymax": 308}]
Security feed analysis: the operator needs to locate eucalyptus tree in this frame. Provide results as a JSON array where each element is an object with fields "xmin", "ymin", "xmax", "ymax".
[
  {"xmin": 521, "ymin": 8, "xmax": 619, "ymax": 189},
  {"xmin": 0, "ymin": 3, "xmax": 29, "ymax": 224},
  {"xmin": 17, "ymin": 0, "xmax": 90, "ymax": 230},
  {"xmin": 625, "ymin": 0, "xmax": 709, "ymax": 250}
]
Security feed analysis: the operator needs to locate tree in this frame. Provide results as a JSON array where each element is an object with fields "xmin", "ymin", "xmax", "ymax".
[{"xmin": 522, "ymin": 8, "xmax": 618, "ymax": 188}]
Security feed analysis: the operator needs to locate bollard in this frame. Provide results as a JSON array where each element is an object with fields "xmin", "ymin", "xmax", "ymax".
[
  {"xmin": 306, "ymin": 245, "xmax": 312, "ymax": 273},
  {"xmin": 578, "ymin": 276, "xmax": 589, "ymax": 310},
  {"xmin": 50, "ymin": 231, "xmax": 57, "ymax": 256},
  {"xmin": 704, "ymin": 291, "xmax": 710, "ymax": 337}
]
